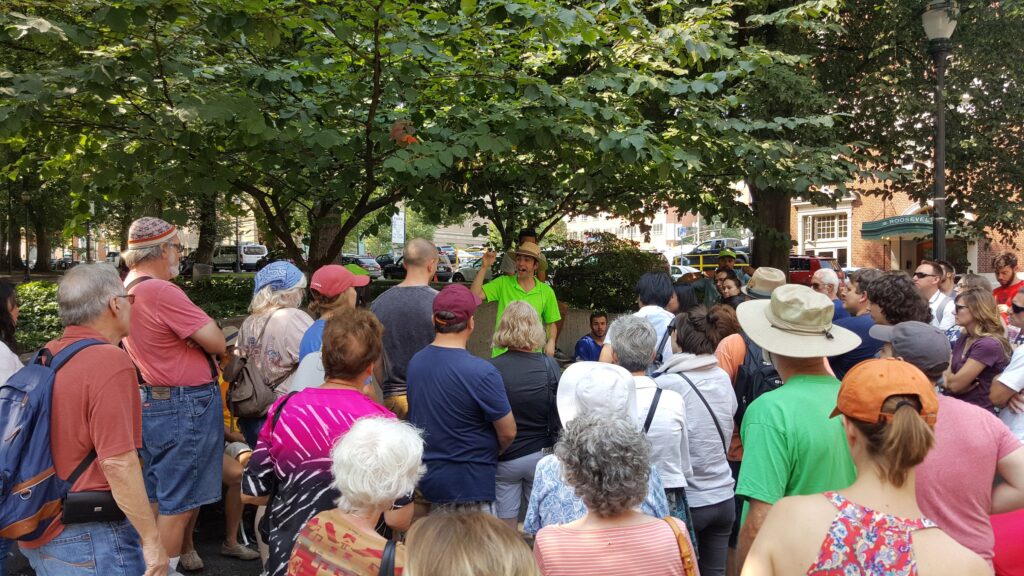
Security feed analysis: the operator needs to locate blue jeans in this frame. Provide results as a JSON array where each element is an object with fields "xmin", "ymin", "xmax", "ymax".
[
  {"xmin": 237, "ymin": 415, "xmax": 267, "ymax": 449},
  {"xmin": 19, "ymin": 520, "xmax": 144, "ymax": 576},
  {"xmin": 141, "ymin": 383, "xmax": 223, "ymax": 515},
  {"xmin": 0, "ymin": 537, "xmax": 9, "ymax": 576}
]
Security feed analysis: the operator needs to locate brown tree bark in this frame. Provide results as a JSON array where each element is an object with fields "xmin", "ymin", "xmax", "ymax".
[
  {"xmin": 748, "ymin": 183, "xmax": 793, "ymax": 273},
  {"xmin": 194, "ymin": 192, "xmax": 218, "ymax": 264}
]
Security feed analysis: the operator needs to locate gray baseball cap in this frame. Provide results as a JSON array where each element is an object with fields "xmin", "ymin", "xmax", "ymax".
[{"xmin": 868, "ymin": 321, "xmax": 951, "ymax": 382}]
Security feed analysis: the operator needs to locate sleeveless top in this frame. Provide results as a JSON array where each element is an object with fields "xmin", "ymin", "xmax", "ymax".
[{"xmin": 807, "ymin": 491, "xmax": 938, "ymax": 576}]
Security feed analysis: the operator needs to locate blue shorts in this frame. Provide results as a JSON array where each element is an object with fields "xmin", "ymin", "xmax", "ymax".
[
  {"xmin": 19, "ymin": 520, "xmax": 144, "ymax": 576},
  {"xmin": 141, "ymin": 383, "xmax": 223, "ymax": 515}
]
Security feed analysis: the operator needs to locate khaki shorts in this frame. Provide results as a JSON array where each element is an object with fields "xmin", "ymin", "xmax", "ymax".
[{"xmin": 384, "ymin": 394, "xmax": 409, "ymax": 420}]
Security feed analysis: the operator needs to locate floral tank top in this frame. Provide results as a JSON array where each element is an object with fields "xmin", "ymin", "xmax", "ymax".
[{"xmin": 807, "ymin": 491, "xmax": 938, "ymax": 576}]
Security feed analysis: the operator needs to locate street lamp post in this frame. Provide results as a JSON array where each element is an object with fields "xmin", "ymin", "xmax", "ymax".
[{"xmin": 922, "ymin": 0, "xmax": 957, "ymax": 263}]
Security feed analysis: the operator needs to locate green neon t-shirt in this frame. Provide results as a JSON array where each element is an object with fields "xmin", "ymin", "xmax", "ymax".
[
  {"xmin": 481, "ymin": 275, "xmax": 561, "ymax": 357},
  {"xmin": 736, "ymin": 374, "xmax": 856, "ymax": 523}
]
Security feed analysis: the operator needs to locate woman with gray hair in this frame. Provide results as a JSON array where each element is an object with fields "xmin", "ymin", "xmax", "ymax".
[
  {"xmin": 489, "ymin": 301, "xmax": 561, "ymax": 531},
  {"xmin": 234, "ymin": 261, "xmax": 313, "ymax": 446},
  {"xmin": 288, "ymin": 417, "xmax": 424, "ymax": 575},
  {"xmin": 533, "ymin": 413, "xmax": 696, "ymax": 575}
]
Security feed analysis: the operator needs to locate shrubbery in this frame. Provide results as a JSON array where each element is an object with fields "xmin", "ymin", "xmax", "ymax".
[
  {"xmin": 17, "ymin": 281, "xmax": 62, "ymax": 354},
  {"xmin": 549, "ymin": 233, "xmax": 669, "ymax": 313}
]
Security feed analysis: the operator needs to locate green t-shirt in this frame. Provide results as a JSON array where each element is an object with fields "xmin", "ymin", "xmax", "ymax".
[
  {"xmin": 481, "ymin": 275, "xmax": 561, "ymax": 357},
  {"xmin": 736, "ymin": 374, "xmax": 856, "ymax": 522}
]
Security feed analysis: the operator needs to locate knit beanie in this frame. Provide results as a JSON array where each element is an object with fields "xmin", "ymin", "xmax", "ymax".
[{"xmin": 128, "ymin": 217, "xmax": 177, "ymax": 250}]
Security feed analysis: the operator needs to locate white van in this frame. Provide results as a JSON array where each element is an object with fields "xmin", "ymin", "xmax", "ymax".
[{"xmin": 211, "ymin": 244, "xmax": 267, "ymax": 271}]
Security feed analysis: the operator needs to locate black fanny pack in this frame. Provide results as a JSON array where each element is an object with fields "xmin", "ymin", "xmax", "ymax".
[
  {"xmin": 60, "ymin": 450, "xmax": 126, "ymax": 525},
  {"xmin": 62, "ymin": 491, "xmax": 125, "ymax": 524}
]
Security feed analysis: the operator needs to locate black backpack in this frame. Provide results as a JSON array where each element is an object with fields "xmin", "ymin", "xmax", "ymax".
[{"xmin": 733, "ymin": 333, "xmax": 783, "ymax": 427}]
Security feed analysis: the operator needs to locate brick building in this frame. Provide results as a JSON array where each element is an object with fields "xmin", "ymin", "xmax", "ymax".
[{"xmin": 790, "ymin": 187, "xmax": 1024, "ymax": 275}]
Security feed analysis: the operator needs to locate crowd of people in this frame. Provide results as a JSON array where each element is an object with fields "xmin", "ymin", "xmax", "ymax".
[{"xmin": 2, "ymin": 221, "xmax": 1023, "ymax": 576}]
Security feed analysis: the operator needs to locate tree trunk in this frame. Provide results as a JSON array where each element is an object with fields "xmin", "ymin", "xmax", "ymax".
[
  {"xmin": 195, "ymin": 193, "xmax": 218, "ymax": 264},
  {"xmin": 749, "ymin": 183, "xmax": 793, "ymax": 273},
  {"xmin": 32, "ymin": 219, "xmax": 51, "ymax": 273},
  {"xmin": 8, "ymin": 221, "xmax": 21, "ymax": 270},
  {"xmin": 306, "ymin": 202, "xmax": 345, "ymax": 271}
]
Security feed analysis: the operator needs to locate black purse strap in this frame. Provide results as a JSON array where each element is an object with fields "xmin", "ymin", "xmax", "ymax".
[
  {"xmin": 380, "ymin": 539, "xmax": 396, "ymax": 576},
  {"xmin": 678, "ymin": 373, "xmax": 729, "ymax": 455},
  {"xmin": 643, "ymin": 388, "xmax": 663, "ymax": 434},
  {"xmin": 542, "ymin": 355, "xmax": 560, "ymax": 443},
  {"xmin": 653, "ymin": 318, "xmax": 678, "ymax": 367}
]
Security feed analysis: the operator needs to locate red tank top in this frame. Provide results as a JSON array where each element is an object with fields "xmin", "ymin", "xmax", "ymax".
[{"xmin": 807, "ymin": 491, "xmax": 938, "ymax": 575}]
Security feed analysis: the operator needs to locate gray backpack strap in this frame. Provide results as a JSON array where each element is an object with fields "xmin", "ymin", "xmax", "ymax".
[{"xmin": 936, "ymin": 295, "xmax": 952, "ymax": 324}]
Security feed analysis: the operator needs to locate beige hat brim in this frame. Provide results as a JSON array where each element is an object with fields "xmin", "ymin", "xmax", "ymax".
[{"xmin": 736, "ymin": 299, "xmax": 861, "ymax": 358}]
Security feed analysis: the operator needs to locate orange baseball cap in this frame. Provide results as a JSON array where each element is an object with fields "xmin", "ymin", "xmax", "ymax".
[{"xmin": 830, "ymin": 358, "xmax": 938, "ymax": 427}]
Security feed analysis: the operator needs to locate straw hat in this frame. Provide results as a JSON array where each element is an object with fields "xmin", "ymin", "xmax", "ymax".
[
  {"xmin": 741, "ymin": 267, "xmax": 787, "ymax": 299},
  {"xmin": 736, "ymin": 284, "xmax": 860, "ymax": 357}
]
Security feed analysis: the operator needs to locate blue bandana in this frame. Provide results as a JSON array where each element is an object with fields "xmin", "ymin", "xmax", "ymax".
[{"xmin": 254, "ymin": 261, "xmax": 304, "ymax": 295}]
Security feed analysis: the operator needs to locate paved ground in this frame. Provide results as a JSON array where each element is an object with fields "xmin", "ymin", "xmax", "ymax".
[{"xmin": 6, "ymin": 504, "xmax": 263, "ymax": 576}]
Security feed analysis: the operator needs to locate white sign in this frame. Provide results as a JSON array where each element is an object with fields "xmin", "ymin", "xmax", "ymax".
[{"xmin": 391, "ymin": 209, "xmax": 406, "ymax": 244}]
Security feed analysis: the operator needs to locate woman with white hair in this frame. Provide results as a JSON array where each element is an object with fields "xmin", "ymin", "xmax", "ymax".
[
  {"xmin": 489, "ymin": 301, "xmax": 561, "ymax": 531},
  {"xmin": 523, "ymin": 362, "xmax": 670, "ymax": 535},
  {"xmin": 288, "ymin": 417, "xmax": 424, "ymax": 575},
  {"xmin": 235, "ymin": 261, "xmax": 314, "ymax": 445},
  {"xmin": 533, "ymin": 413, "xmax": 697, "ymax": 575}
]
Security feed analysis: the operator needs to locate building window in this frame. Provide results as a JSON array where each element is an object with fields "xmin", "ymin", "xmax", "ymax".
[
  {"xmin": 803, "ymin": 214, "xmax": 849, "ymax": 241},
  {"xmin": 652, "ymin": 224, "xmax": 664, "ymax": 236}
]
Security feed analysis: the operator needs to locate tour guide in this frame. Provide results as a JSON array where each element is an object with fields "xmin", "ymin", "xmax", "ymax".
[{"xmin": 472, "ymin": 242, "xmax": 560, "ymax": 357}]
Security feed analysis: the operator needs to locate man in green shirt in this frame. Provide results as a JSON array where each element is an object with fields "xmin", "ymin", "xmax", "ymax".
[
  {"xmin": 471, "ymin": 242, "xmax": 560, "ymax": 357},
  {"xmin": 732, "ymin": 284, "xmax": 861, "ymax": 568}
]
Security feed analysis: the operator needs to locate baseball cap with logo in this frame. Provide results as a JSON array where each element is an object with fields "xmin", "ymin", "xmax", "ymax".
[
  {"xmin": 310, "ymin": 264, "xmax": 370, "ymax": 298},
  {"xmin": 830, "ymin": 358, "xmax": 938, "ymax": 426},
  {"xmin": 432, "ymin": 284, "xmax": 482, "ymax": 325}
]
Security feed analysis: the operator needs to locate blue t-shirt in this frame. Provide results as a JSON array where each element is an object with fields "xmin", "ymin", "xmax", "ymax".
[
  {"xmin": 831, "ymin": 299, "xmax": 851, "ymax": 321},
  {"xmin": 299, "ymin": 319, "xmax": 326, "ymax": 361},
  {"xmin": 574, "ymin": 335, "xmax": 603, "ymax": 362},
  {"xmin": 828, "ymin": 313, "xmax": 883, "ymax": 380},
  {"xmin": 407, "ymin": 345, "xmax": 512, "ymax": 503}
]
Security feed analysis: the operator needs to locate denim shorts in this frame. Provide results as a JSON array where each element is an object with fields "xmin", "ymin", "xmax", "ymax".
[
  {"xmin": 141, "ymin": 383, "xmax": 223, "ymax": 515},
  {"xmin": 19, "ymin": 520, "xmax": 144, "ymax": 576}
]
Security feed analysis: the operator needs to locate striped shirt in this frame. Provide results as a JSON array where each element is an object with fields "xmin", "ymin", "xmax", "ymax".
[
  {"xmin": 242, "ymin": 388, "xmax": 395, "ymax": 576},
  {"xmin": 533, "ymin": 517, "xmax": 687, "ymax": 576}
]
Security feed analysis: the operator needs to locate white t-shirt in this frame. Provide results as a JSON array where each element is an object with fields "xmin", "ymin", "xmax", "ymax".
[
  {"xmin": 633, "ymin": 376, "xmax": 691, "ymax": 489},
  {"xmin": 928, "ymin": 290, "xmax": 956, "ymax": 332},
  {"xmin": 0, "ymin": 342, "xmax": 22, "ymax": 384},
  {"xmin": 996, "ymin": 346, "xmax": 1024, "ymax": 442}
]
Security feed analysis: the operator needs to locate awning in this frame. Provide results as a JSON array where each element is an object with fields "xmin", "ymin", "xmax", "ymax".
[{"xmin": 861, "ymin": 215, "xmax": 933, "ymax": 241}]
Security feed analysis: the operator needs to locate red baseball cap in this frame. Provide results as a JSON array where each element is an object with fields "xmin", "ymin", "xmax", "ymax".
[
  {"xmin": 432, "ymin": 284, "xmax": 482, "ymax": 325},
  {"xmin": 310, "ymin": 265, "xmax": 369, "ymax": 298}
]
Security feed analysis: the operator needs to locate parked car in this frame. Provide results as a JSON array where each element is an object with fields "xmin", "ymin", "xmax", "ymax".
[
  {"xmin": 375, "ymin": 253, "xmax": 397, "ymax": 267},
  {"xmin": 382, "ymin": 255, "xmax": 452, "ymax": 282},
  {"xmin": 682, "ymin": 238, "xmax": 750, "ymax": 271},
  {"xmin": 789, "ymin": 255, "xmax": 846, "ymax": 287},
  {"xmin": 437, "ymin": 245, "xmax": 459, "ymax": 267},
  {"xmin": 670, "ymin": 264, "xmax": 699, "ymax": 281},
  {"xmin": 256, "ymin": 249, "xmax": 295, "ymax": 271},
  {"xmin": 451, "ymin": 257, "xmax": 494, "ymax": 283},
  {"xmin": 339, "ymin": 254, "xmax": 383, "ymax": 279},
  {"xmin": 210, "ymin": 244, "xmax": 267, "ymax": 271}
]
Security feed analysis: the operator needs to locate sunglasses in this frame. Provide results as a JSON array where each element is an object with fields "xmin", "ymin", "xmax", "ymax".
[
  {"xmin": 116, "ymin": 294, "xmax": 136, "ymax": 305},
  {"xmin": 1013, "ymin": 303, "xmax": 1024, "ymax": 314},
  {"xmin": 955, "ymin": 304, "xmax": 969, "ymax": 312},
  {"xmin": 912, "ymin": 272, "xmax": 938, "ymax": 279},
  {"xmin": 810, "ymin": 283, "xmax": 824, "ymax": 290}
]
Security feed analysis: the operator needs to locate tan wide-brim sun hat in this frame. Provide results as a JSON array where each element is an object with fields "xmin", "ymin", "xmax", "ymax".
[
  {"xmin": 741, "ymin": 267, "xmax": 786, "ymax": 299},
  {"xmin": 513, "ymin": 241, "xmax": 548, "ymax": 271},
  {"xmin": 736, "ymin": 284, "xmax": 861, "ymax": 358},
  {"xmin": 556, "ymin": 362, "xmax": 638, "ymax": 428}
]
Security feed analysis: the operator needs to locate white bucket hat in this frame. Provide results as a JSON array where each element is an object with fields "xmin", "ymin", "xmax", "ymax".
[
  {"xmin": 736, "ymin": 284, "xmax": 860, "ymax": 358},
  {"xmin": 556, "ymin": 362, "xmax": 638, "ymax": 427}
]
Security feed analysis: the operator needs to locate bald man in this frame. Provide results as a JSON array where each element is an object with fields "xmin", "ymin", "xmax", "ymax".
[{"xmin": 369, "ymin": 238, "xmax": 440, "ymax": 418}]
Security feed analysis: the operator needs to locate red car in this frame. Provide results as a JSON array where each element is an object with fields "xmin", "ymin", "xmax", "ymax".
[{"xmin": 788, "ymin": 256, "xmax": 846, "ymax": 288}]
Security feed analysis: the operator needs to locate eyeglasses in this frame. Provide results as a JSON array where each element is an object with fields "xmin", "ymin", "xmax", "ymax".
[
  {"xmin": 1012, "ymin": 303, "xmax": 1024, "ymax": 314},
  {"xmin": 167, "ymin": 243, "xmax": 185, "ymax": 254},
  {"xmin": 912, "ymin": 272, "xmax": 938, "ymax": 279},
  {"xmin": 116, "ymin": 294, "xmax": 136, "ymax": 305},
  {"xmin": 810, "ymin": 283, "xmax": 824, "ymax": 290},
  {"xmin": 954, "ymin": 304, "xmax": 969, "ymax": 312}
]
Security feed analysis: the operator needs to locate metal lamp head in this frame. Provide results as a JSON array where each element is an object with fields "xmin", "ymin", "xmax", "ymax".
[{"xmin": 922, "ymin": 1, "xmax": 958, "ymax": 42}]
